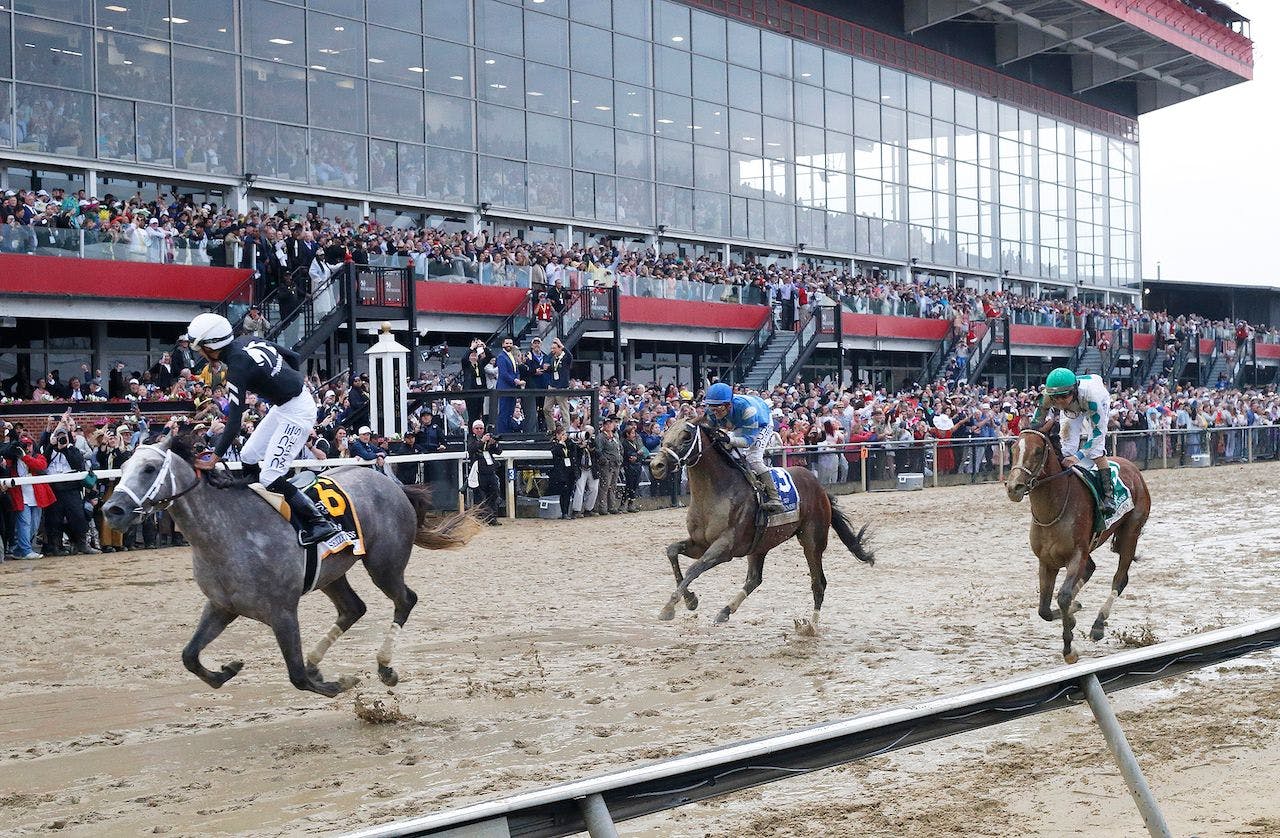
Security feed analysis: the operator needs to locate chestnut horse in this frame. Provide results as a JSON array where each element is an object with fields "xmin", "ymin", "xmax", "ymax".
[{"xmin": 1006, "ymin": 426, "xmax": 1151, "ymax": 663}]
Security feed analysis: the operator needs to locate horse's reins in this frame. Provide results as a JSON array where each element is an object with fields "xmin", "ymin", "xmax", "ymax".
[
  {"xmin": 1010, "ymin": 429, "xmax": 1073, "ymax": 528},
  {"xmin": 660, "ymin": 421, "xmax": 705, "ymax": 468},
  {"xmin": 113, "ymin": 445, "xmax": 202, "ymax": 514}
]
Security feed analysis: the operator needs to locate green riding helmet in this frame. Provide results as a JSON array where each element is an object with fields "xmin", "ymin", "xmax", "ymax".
[{"xmin": 1044, "ymin": 367, "xmax": 1078, "ymax": 396}]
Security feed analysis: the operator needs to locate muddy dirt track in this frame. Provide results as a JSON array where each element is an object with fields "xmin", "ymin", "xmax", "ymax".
[{"xmin": 1, "ymin": 462, "xmax": 1278, "ymax": 837}]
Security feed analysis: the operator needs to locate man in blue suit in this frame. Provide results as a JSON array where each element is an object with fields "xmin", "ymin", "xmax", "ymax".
[
  {"xmin": 543, "ymin": 337, "xmax": 574, "ymax": 431},
  {"xmin": 495, "ymin": 336, "xmax": 524, "ymax": 434},
  {"xmin": 523, "ymin": 336, "xmax": 553, "ymax": 432}
]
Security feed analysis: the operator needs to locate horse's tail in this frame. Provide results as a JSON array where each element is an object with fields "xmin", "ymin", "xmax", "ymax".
[
  {"xmin": 401, "ymin": 485, "xmax": 485, "ymax": 550},
  {"xmin": 827, "ymin": 492, "xmax": 875, "ymax": 565}
]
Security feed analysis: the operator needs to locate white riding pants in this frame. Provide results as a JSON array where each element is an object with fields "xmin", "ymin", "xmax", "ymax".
[
  {"xmin": 240, "ymin": 390, "xmax": 319, "ymax": 485},
  {"xmin": 1060, "ymin": 403, "xmax": 1108, "ymax": 461},
  {"xmin": 733, "ymin": 431, "xmax": 771, "ymax": 476}
]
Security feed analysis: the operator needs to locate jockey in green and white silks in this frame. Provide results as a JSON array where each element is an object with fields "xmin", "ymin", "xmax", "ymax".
[
  {"xmin": 1033, "ymin": 368, "xmax": 1116, "ymax": 515},
  {"xmin": 702, "ymin": 382, "xmax": 785, "ymax": 514}
]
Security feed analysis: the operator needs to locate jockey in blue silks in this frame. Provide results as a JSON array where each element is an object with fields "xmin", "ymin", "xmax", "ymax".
[{"xmin": 702, "ymin": 382, "xmax": 785, "ymax": 513}]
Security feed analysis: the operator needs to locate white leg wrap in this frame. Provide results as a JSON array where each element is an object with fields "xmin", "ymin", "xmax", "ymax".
[
  {"xmin": 727, "ymin": 589, "xmax": 749, "ymax": 613},
  {"xmin": 810, "ymin": 609, "xmax": 820, "ymax": 626},
  {"xmin": 306, "ymin": 623, "xmax": 344, "ymax": 668},
  {"xmin": 1100, "ymin": 589, "xmax": 1119, "ymax": 620},
  {"xmin": 376, "ymin": 622, "xmax": 402, "ymax": 668}
]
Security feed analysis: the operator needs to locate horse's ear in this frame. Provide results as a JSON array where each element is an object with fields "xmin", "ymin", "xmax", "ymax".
[
  {"xmin": 1038, "ymin": 418, "xmax": 1056, "ymax": 435},
  {"xmin": 155, "ymin": 430, "xmax": 175, "ymax": 452}
]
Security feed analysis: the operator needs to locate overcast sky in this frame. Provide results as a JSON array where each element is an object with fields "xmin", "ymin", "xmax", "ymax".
[{"xmin": 1138, "ymin": 0, "xmax": 1277, "ymax": 285}]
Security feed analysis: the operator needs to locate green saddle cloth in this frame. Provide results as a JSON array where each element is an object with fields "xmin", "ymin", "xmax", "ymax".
[{"xmin": 1072, "ymin": 462, "xmax": 1132, "ymax": 533}]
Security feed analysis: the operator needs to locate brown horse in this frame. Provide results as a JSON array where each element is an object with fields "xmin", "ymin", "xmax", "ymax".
[
  {"xmin": 1005, "ymin": 425, "xmax": 1151, "ymax": 663},
  {"xmin": 648, "ymin": 417, "xmax": 874, "ymax": 634}
]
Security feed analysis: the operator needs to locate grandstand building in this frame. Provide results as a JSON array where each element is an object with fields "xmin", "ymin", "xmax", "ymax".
[{"xmin": 0, "ymin": 0, "xmax": 1257, "ymax": 392}]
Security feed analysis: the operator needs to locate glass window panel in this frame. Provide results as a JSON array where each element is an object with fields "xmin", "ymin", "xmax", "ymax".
[
  {"xmin": 308, "ymin": 0, "xmax": 362, "ymax": 18},
  {"xmin": 426, "ymin": 147, "xmax": 474, "ymax": 203},
  {"xmin": 96, "ymin": 32, "xmax": 170, "ymax": 103},
  {"xmin": 612, "ymin": 34, "xmax": 651, "ymax": 86},
  {"xmin": 478, "ymin": 103, "xmax": 524, "ymax": 159},
  {"xmin": 15, "ymin": 18, "xmax": 93, "ymax": 91},
  {"xmin": 793, "ymin": 41, "xmax": 822, "ymax": 85},
  {"xmin": 424, "ymin": 92, "xmax": 472, "ymax": 149},
  {"xmin": 692, "ymin": 99, "xmax": 726, "ymax": 147},
  {"xmin": 694, "ymin": 189, "xmax": 727, "ymax": 236},
  {"xmin": 594, "ymin": 173, "xmax": 616, "ymax": 220},
  {"xmin": 824, "ymin": 91, "xmax": 853, "ymax": 135},
  {"xmin": 761, "ymin": 74, "xmax": 792, "ymax": 120},
  {"xmin": 931, "ymin": 82, "xmax": 954, "ymax": 123},
  {"xmin": 726, "ymin": 20, "xmax": 759, "ymax": 69},
  {"xmin": 880, "ymin": 67, "xmax": 905, "ymax": 109},
  {"xmin": 977, "ymin": 97, "xmax": 997, "ymax": 134},
  {"xmin": 245, "ymin": 118, "xmax": 274, "ymax": 176},
  {"xmin": 573, "ymin": 121, "xmax": 613, "ymax": 173},
  {"xmin": 14, "ymin": 0, "xmax": 89, "ymax": 23},
  {"xmin": 307, "ymin": 12, "xmax": 363, "ymax": 76},
  {"xmin": 653, "ymin": 92, "xmax": 690, "ymax": 142},
  {"xmin": 656, "ymin": 138, "xmax": 691, "ymax": 183},
  {"xmin": 933, "ymin": 119, "xmax": 953, "ymax": 158},
  {"xmin": 309, "ymin": 128, "xmax": 365, "ymax": 188},
  {"xmin": 729, "ymin": 108, "xmax": 761, "ymax": 156},
  {"xmin": 762, "ymin": 116, "xmax": 791, "ymax": 161},
  {"xmin": 852, "ymin": 58, "xmax": 878, "ymax": 101},
  {"xmin": 826, "ymin": 131, "xmax": 852, "ymax": 174},
  {"xmin": 999, "ymin": 103, "xmax": 1019, "ymax": 140},
  {"xmin": 136, "ymin": 102, "xmax": 173, "ymax": 165},
  {"xmin": 370, "ymin": 138, "xmax": 398, "ymax": 193},
  {"xmin": 369, "ymin": 81, "xmax": 423, "ymax": 142},
  {"xmin": 690, "ymin": 8, "xmax": 725, "ymax": 58},
  {"xmin": 173, "ymin": 46, "xmax": 236, "ymax": 113},
  {"xmin": 616, "ymin": 176, "xmax": 651, "ymax": 226},
  {"xmin": 908, "ymin": 112, "xmax": 931, "ymax": 152},
  {"xmin": 367, "ymin": 0, "xmax": 420, "ymax": 28},
  {"xmin": 574, "ymin": 170, "xmax": 594, "ymax": 217},
  {"xmin": 244, "ymin": 59, "xmax": 307, "ymax": 123},
  {"xmin": 94, "ymin": 0, "xmax": 168, "ymax": 38},
  {"xmin": 571, "ymin": 23, "xmax": 613, "ymax": 76},
  {"xmin": 525, "ymin": 62, "xmax": 568, "ymax": 116},
  {"xmin": 176, "ymin": 108, "xmax": 237, "ymax": 174},
  {"xmin": 657, "ymin": 184, "xmax": 693, "ymax": 231},
  {"xmin": 397, "ymin": 142, "xmax": 426, "ymax": 196},
  {"xmin": 610, "ymin": 0, "xmax": 646, "ymax": 39},
  {"xmin": 693, "ymin": 144, "xmax": 727, "ymax": 191},
  {"xmin": 615, "ymin": 129, "xmax": 651, "ymax": 179},
  {"xmin": 0, "ymin": 15, "xmax": 9, "ymax": 80},
  {"xmin": 824, "ymin": 50, "xmax": 851, "ymax": 95},
  {"xmin": 245, "ymin": 119, "xmax": 305, "ymax": 179},
  {"xmin": 691, "ymin": 55, "xmax": 726, "ymax": 104},
  {"xmin": 571, "ymin": 72, "xmax": 614, "ymax": 125},
  {"xmin": 907, "ymin": 75, "xmax": 930, "ymax": 115},
  {"xmin": 527, "ymin": 113, "xmax": 570, "ymax": 165},
  {"xmin": 655, "ymin": 0, "xmax": 688, "ymax": 48},
  {"xmin": 97, "ymin": 97, "xmax": 136, "ymax": 161},
  {"xmin": 423, "ymin": 0, "xmax": 471, "ymax": 43},
  {"xmin": 170, "ymin": 0, "xmax": 234, "ymax": 50},
  {"xmin": 476, "ymin": 0, "xmax": 522, "ymax": 55},
  {"xmin": 424, "ymin": 39, "xmax": 471, "ymax": 95},
  {"xmin": 727, "ymin": 65, "xmax": 761, "ymax": 113},
  {"xmin": 614, "ymin": 81, "xmax": 650, "ymax": 132},
  {"xmin": 759, "ymin": 30, "xmax": 789, "ymax": 78},
  {"xmin": 730, "ymin": 195, "xmax": 747, "ymax": 238},
  {"xmin": 853, "ymin": 97, "xmax": 879, "ymax": 142},
  {"xmin": 480, "ymin": 156, "xmax": 526, "ymax": 209},
  {"xmin": 794, "ymin": 122, "xmax": 823, "ymax": 163},
  {"xmin": 368, "ymin": 26, "xmax": 424, "ymax": 85},
  {"xmin": 955, "ymin": 90, "xmax": 977, "ymax": 129},
  {"xmin": 525, "ymin": 11, "xmax": 568, "ymax": 67},
  {"xmin": 478, "ymin": 51, "xmax": 524, "ymax": 106},
  {"xmin": 654, "ymin": 45, "xmax": 690, "ymax": 96},
  {"xmin": 243, "ymin": 0, "xmax": 305, "ymax": 64},
  {"xmin": 309, "ymin": 71, "xmax": 366, "ymax": 134},
  {"xmin": 793, "ymin": 83, "xmax": 823, "ymax": 126},
  {"xmin": 765, "ymin": 200, "xmax": 793, "ymax": 242},
  {"xmin": 527, "ymin": 163, "xmax": 571, "ymax": 216}
]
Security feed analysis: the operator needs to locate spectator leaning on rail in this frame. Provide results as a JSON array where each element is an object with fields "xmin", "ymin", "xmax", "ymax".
[
  {"xmin": 184, "ymin": 312, "xmax": 341, "ymax": 547},
  {"xmin": 37, "ymin": 410, "xmax": 101, "ymax": 555},
  {"xmin": 1032, "ymin": 368, "xmax": 1116, "ymax": 516},
  {"xmin": 702, "ymin": 382, "xmax": 786, "ymax": 514}
]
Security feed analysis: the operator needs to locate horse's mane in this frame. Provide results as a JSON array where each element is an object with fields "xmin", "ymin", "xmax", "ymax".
[{"xmin": 167, "ymin": 430, "xmax": 199, "ymax": 464}]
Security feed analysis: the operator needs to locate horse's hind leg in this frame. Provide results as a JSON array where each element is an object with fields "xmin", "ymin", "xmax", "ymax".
[
  {"xmin": 715, "ymin": 553, "xmax": 764, "ymax": 625},
  {"xmin": 271, "ymin": 609, "xmax": 345, "ymax": 698},
  {"xmin": 183, "ymin": 602, "xmax": 243, "ymax": 689},
  {"xmin": 366, "ymin": 561, "xmax": 418, "ymax": 687},
  {"xmin": 1091, "ymin": 522, "xmax": 1139, "ymax": 641},
  {"xmin": 306, "ymin": 576, "xmax": 368, "ymax": 679},
  {"xmin": 792, "ymin": 524, "xmax": 828, "ymax": 637},
  {"xmin": 667, "ymin": 539, "xmax": 703, "ymax": 612}
]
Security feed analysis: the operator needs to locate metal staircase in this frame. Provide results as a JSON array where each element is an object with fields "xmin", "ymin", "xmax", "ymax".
[
  {"xmin": 966, "ymin": 318, "xmax": 1008, "ymax": 384},
  {"xmin": 1199, "ymin": 340, "xmax": 1223, "ymax": 386}
]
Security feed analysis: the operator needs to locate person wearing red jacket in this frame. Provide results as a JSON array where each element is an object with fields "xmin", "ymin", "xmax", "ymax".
[{"xmin": 3, "ymin": 435, "xmax": 55, "ymax": 559}]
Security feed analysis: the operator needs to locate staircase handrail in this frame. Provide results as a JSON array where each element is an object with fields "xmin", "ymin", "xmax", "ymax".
[
  {"xmin": 483, "ymin": 289, "xmax": 535, "ymax": 349},
  {"xmin": 1135, "ymin": 330, "xmax": 1160, "ymax": 385},
  {"xmin": 1067, "ymin": 328, "xmax": 1090, "ymax": 373},
  {"xmin": 266, "ymin": 263, "xmax": 350, "ymax": 351},
  {"xmin": 1199, "ymin": 339, "xmax": 1221, "ymax": 386},
  {"xmin": 919, "ymin": 331, "xmax": 958, "ymax": 385},
  {"xmin": 728, "ymin": 311, "xmax": 778, "ymax": 385},
  {"xmin": 1228, "ymin": 335, "xmax": 1252, "ymax": 387},
  {"xmin": 753, "ymin": 311, "xmax": 814, "ymax": 391},
  {"xmin": 965, "ymin": 319, "xmax": 1000, "ymax": 382},
  {"xmin": 775, "ymin": 306, "xmax": 825, "ymax": 386},
  {"xmin": 1171, "ymin": 339, "xmax": 1191, "ymax": 384}
]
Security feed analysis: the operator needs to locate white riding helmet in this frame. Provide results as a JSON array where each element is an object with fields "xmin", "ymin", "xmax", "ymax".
[{"xmin": 187, "ymin": 312, "xmax": 235, "ymax": 351}]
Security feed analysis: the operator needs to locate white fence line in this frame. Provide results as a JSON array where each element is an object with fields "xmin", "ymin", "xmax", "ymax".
[{"xmin": 345, "ymin": 615, "xmax": 1280, "ymax": 838}]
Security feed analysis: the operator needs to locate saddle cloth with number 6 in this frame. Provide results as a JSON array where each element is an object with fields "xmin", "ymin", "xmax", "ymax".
[{"xmin": 251, "ymin": 474, "xmax": 366, "ymax": 561}]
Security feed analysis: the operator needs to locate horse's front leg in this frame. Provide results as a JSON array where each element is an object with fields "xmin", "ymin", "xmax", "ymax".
[
  {"xmin": 665, "ymin": 538, "xmax": 703, "ymax": 612},
  {"xmin": 658, "ymin": 535, "xmax": 733, "ymax": 622},
  {"xmin": 1056, "ymin": 551, "xmax": 1090, "ymax": 664},
  {"xmin": 183, "ymin": 601, "xmax": 243, "ymax": 689},
  {"xmin": 270, "ymin": 609, "xmax": 347, "ymax": 698},
  {"xmin": 1036, "ymin": 561, "xmax": 1059, "ymax": 622}
]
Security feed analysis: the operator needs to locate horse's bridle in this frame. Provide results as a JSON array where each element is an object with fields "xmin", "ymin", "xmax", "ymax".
[
  {"xmin": 659, "ymin": 422, "xmax": 706, "ymax": 469},
  {"xmin": 1009, "ymin": 429, "xmax": 1073, "ymax": 527},
  {"xmin": 112, "ymin": 444, "xmax": 202, "ymax": 514}
]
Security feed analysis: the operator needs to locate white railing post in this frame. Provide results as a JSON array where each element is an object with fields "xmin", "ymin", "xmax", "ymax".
[{"xmin": 577, "ymin": 794, "xmax": 619, "ymax": 838}]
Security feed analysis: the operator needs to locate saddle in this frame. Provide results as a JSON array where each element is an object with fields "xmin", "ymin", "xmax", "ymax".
[
  {"xmin": 712, "ymin": 433, "xmax": 801, "ymax": 529},
  {"xmin": 1069, "ymin": 463, "xmax": 1133, "ymax": 534},
  {"xmin": 250, "ymin": 472, "xmax": 366, "ymax": 593}
]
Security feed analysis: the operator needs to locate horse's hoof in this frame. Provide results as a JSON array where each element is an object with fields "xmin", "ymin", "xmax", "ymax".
[
  {"xmin": 1089, "ymin": 625, "xmax": 1105, "ymax": 641},
  {"xmin": 309, "ymin": 679, "xmax": 344, "ymax": 698},
  {"xmin": 337, "ymin": 674, "xmax": 361, "ymax": 691},
  {"xmin": 223, "ymin": 660, "xmax": 244, "ymax": 678},
  {"xmin": 684, "ymin": 592, "xmax": 699, "ymax": 611},
  {"xmin": 378, "ymin": 665, "xmax": 399, "ymax": 687},
  {"xmin": 1038, "ymin": 609, "xmax": 1055, "ymax": 622},
  {"xmin": 714, "ymin": 607, "xmax": 731, "ymax": 624},
  {"xmin": 305, "ymin": 664, "xmax": 321, "ymax": 680},
  {"xmin": 794, "ymin": 619, "xmax": 818, "ymax": 638},
  {"xmin": 657, "ymin": 605, "xmax": 676, "ymax": 622},
  {"xmin": 1063, "ymin": 650, "xmax": 1079, "ymax": 665}
]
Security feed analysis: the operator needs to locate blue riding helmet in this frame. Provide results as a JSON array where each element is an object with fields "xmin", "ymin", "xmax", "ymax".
[{"xmin": 702, "ymin": 382, "xmax": 733, "ymax": 405}]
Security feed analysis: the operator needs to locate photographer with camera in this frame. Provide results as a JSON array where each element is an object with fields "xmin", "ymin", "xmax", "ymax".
[
  {"xmin": 569, "ymin": 424, "xmax": 600, "ymax": 519},
  {"xmin": 467, "ymin": 420, "xmax": 504, "ymax": 525},
  {"xmin": 38, "ymin": 409, "xmax": 100, "ymax": 555}
]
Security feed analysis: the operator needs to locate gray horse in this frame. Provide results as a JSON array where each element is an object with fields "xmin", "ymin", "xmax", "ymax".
[{"xmin": 102, "ymin": 433, "xmax": 481, "ymax": 697}]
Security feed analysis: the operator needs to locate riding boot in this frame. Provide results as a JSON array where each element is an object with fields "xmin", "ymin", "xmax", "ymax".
[
  {"xmin": 74, "ymin": 533, "xmax": 101, "ymax": 555},
  {"xmin": 1096, "ymin": 469, "xmax": 1117, "ymax": 517},
  {"xmin": 754, "ymin": 471, "xmax": 786, "ymax": 514},
  {"xmin": 240, "ymin": 461, "xmax": 262, "ymax": 484},
  {"xmin": 269, "ymin": 476, "xmax": 342, "ymax": 547}
]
